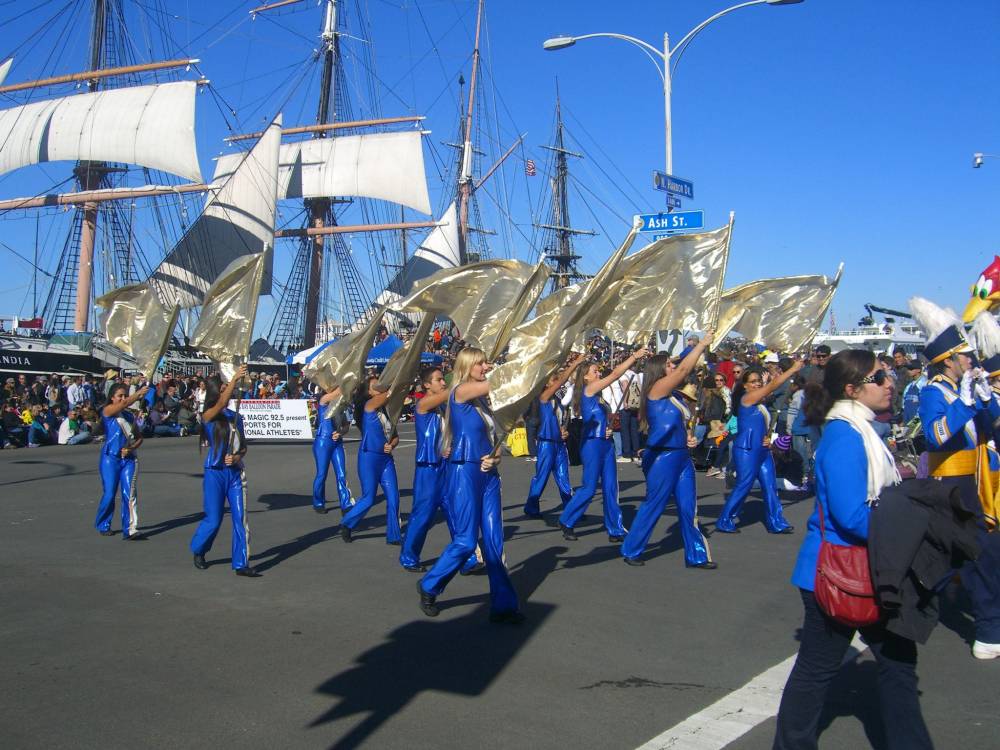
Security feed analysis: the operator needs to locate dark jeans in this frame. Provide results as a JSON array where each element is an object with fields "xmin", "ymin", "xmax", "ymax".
[
  {"xmin": 619, "ymin": 408, "xmax": 640, "ymax": 458},
  {"xmin": 773, "ymin": 589, "xmax": 932, "ymax": 750},
  {"xmin": 525, "ymin": 418, "xmax": 539, "ymax": 458}
]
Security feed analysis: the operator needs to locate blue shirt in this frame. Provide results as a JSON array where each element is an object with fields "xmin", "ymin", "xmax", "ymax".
[
  {"xmin": 315, "ymin": 402, "xmax": 347, "ymax": 441},
  {"xmin": 580, "ymin": 392, "xmax": 610, "ymax": 441},
  {"xmin": 203, "ymin": 408, "xmax": 244, "ymax": 469},
  {"xmin": 645, "ymin": 395, "xmax": 690, "ymax": 450},
  {"xmin": 790, "ymin": 419, "xmax": 871, "ymax": 591},
  {"xmin": 101, "ymin": 409, "xmax": 138, "ymax": 458},
  {"xmin": 360, "ymin": 408, "xmax": 391, "ymax": 453},
  {"xmin": 537, "ymin": 399, "xmax": 564, "ymax": 442},
  {"xmin": 415, "ymin": 406, "xmax": 444, "ymax": 466},
  {"xmin": 448, "ymin": 392, "xmax": 495, "ymax": 464},
  {"xmin": 731, "ymin": 400, "xmax": 769, "ymax": 451}
]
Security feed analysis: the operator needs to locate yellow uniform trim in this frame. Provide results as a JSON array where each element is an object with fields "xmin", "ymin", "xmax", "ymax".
[{"xmin": 928, "ymin": 449, "xmax": 977, "ymax": 477}]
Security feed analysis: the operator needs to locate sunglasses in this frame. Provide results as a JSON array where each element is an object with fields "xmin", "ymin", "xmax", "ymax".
[{"xmin": 861, "ymin": 370, "xmax": 889, "ymax": 386}]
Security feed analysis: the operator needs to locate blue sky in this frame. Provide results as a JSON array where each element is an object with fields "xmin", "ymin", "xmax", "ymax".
[{"xmin": 1, "ymin": 0, "xmax": 999, "ymax": 336}]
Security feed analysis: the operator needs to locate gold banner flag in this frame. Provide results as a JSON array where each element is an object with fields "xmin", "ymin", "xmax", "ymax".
[
  {"xmin": 379, "ymin": 314, "xmax": 435, "ymax": 427},
  {"xmin": 301, "ymin": 306, "xmax": 388, "ymax": 412},
  {"xmin": 96, "ymin": 283, "xmax": 180, "ymax": 381},
  {"xmin": 488, "ymin": 219, "xmax": 641, "ymax": 435},
  {"xmin": 191, "ymin": 248, "xmax": 270, "ymax": 370},
  {"xmin": 600, "ymin": 216, "xmax": 733, "ymax": 343},
  {"xmin": 715, "ymin": 263, "xmax": 844, "ymax": 352},
  {"xmin": 391, "ymin": 259, "xmax": 547, "ymax": 355}
]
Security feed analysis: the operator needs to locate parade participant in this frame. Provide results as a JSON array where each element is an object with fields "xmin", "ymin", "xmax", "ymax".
[
  {"xmin": 558, "ymin": 346, "xmax": 650, "ymax": 541},
  {"xmin": 523, "ymin": 355, "xmax": 583, "ymax": 518},
  {"xmin": 931, "ymin": 304, "xmax": 1000, "ymax": 660},
  {"xmin": 339, "ymin": 381, "xmax": 401, "ymax": 544},
  {"xmin": 311, "ymin": 385, "xmax": 354, "ymax": 515},
  {"xmin": 715, "ymin": 361, "xmax": 802, "ymax": 534},
  {"xmin": 417, "ymin": 347, "xmax": 522, "ymax": 624},
  {"xmin": 94, "ymin": 382, "xmax": 149, "ymax": 539},
  {"xmin": 190, "ymin": 365, "xmax": 259, "ymax": 577},
  {"xmin": 621, "ymin": 334, "xmax": 715, "ymax": 568},
  {"xmin": 399, "ymin": 367, "xmax": 451, "ymax": 572},
  {"xmin": 774, "ymin": 350, "xmax": 930, "ymax": 749}
]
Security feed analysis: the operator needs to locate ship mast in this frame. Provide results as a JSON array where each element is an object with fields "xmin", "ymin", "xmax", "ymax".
[
  {"xmin": 301, "ymin": 0, "xmax": 338, "ymax": 349},
  {"xmin": 74, "ymin": 0, "xmax": 108, "ymax": 331},
  {"xmin": 457, "ymin": 0, "xmax": 484, "ymax": 265},
  {"xmin": 537, "ymin": 89, "xmax": 594, "ymax": 290}
]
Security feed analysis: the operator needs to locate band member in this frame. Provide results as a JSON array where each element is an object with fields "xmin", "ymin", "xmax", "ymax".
[
  {"xmin": 916, "ymin": 298, "xmax": 1000, "ymax": 659},
  {"xmin": 399, "ymin": 367, "xmax": 451, "ymax": 572},
  {"xmin": 340, "ymin": 381, "xmax": 401, "ymax": 544},
  {"xmin": 190, "ymin": 365, "xmax": 259, "ymax": 577},
  {"xmin": 312, "ymin": 385, "xmax": 354, "ymax": 515},
  {"xmin": 95, "ymin": 382, "xmax": 149, "ymax": 539},
  {"xmin": 621, "ymin": 334, "xmax": 715, "ymax": 568},
  {"xmin": 418, "ymin": 348, "xmax": 522, "ymax": 624},
  {"xmin": 523, "ymin": 355, "xmax": 583, "ymax": 518},
  {"xmin": 558, "ymin": 347, "xmax": 650, "ymax": 542},
  {"xmin": 715, "ymin": 361, "xmax": 802, "ymax": 534}
]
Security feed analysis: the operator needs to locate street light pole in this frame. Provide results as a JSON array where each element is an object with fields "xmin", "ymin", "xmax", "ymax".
[{"xmin": 544, "ymin": 0, "xmax": 803, "ymax": 188}]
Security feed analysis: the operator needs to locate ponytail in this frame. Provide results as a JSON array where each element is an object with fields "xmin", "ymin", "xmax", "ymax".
[{"xmin": 803, "ymin": 349, "xmax": 876, "ymax": 425}]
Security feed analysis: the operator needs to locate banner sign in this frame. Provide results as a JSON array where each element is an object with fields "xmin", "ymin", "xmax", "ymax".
[{"xmin": 227, "ymin": 399, "xmax": 312, "ymax": 440}]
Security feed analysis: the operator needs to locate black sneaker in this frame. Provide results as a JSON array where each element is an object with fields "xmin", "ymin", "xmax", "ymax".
[
  {"xmin": 560, "ymin": 524, "xmax": 578, "ymax": 541},
  {"xmin": 313, "ymin": 506, "xmax": 328, "ymax": 515},
  {"xmin": 417, "ymin": 581, "xmax": 439, "ymax": 617},
  {"xmin": 235, "ymin": 567, "xmax": 261, "ymax": 578},
  {"xmin": 623, "ymin": 556, "xmax": 644, "ymax": 567},
  {"xmin": 122, "ymin": 533, "xmax": 147, "ymax": 541},
  {"xmin": 489, "ymin": 610, "xmax": 526, "ymax": 625},
  {"xmin": 608, "ymin": 534, "xmax": 625, "ymax": 543},
  {"xmin": 193, "ymin": 554, "xmax": 209, "ymax": 570},
  {"xmin": 402, "ymin": 563, "xmax": 426, "ymax": 573},
  {"xmin": 99, "ymin": 529, "xmax": 116, "ymax": 537},
  {"xmin": 340, "ymin": 525, "xmax": 353, "ymax": 543}
]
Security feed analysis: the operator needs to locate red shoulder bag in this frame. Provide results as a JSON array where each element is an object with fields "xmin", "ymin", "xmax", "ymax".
[{"xmin": 813, "ymin": 500, "xmax": 881, "ymax": 628}]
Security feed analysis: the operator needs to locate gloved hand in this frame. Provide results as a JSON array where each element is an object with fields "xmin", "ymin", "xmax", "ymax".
[
  {"xmin": 975, "ymin": 371, "xmax": 993, "ymax": 403},
  {"xmin": 960, "ymin": 370, "xmax": 976, "ymax": 406}
]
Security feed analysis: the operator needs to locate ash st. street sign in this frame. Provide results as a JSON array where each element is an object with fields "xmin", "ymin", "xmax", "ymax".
[{"xmin": 635, "ymin": 211, "xmax": 705, "ymax": 233}]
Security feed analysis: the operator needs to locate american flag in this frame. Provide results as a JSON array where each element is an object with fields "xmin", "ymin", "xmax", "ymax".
[{"xmin": 525, "ymin": 158, "xmax": 537, "ymax": 177}]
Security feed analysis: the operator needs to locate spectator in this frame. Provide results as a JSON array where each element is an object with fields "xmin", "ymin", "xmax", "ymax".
[
  {"xmin": 176, "ymin": 397, "xmax": 199, "ymax": 434},
  {"xmin": 58, "ymin": 408, "xmax": 93, "ymax": 445},
  {"xmin": 2, "ymin": 398, "xmax": 26, "ymax": 447},
  {"xmin": 901, "ymin": 360, "xmax": 925, "ymax": 424},
  {"xmin": 715, "ymin": 347, "xmax": 737, "ymax": 389},
  {"xmin": 802, "ymin": 344, "xmax": 831, "ymax": 384},
  {"xmin": 67, "ymin": 376, "xmax": 84, "ymax": 409},
  {"xmin": 27, "ymin": 405, "xmax": 54, "ymax": 447},
  {"xmin": 696, "ymin": 374, "xmax": 727, "ymax": 447}
]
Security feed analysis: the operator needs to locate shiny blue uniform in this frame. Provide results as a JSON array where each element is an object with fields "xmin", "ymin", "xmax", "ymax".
[
  {"xmin": 190, "ymin": 409, "xmax": 251, "ymax": 570},
  {"xmin": 524, "ymin": 398, "xmax": 573, "ymax": 515},
  {"xmin": 400, "ymin": 406, "xmax": 448, "ymax": 568},
  {"xmin": 920, "ymin": 377, "xmax": 1000, "ymax": 643},
  {"xmin": 420, "ymin": 393, "xmax": 518, "ymax": 615},
  {"xmin": 558, "ymin": 392, "xmax": 627, "ymax": 536},
  {"xmin": 94, "ymin": 410, "xmax": 140, "ymax": 538},
  {"xmin": 341, "ymin": 408, "xmax": 401, "ymax": 543},
  {"xmin": 312, "ymin": 402, "xmax": 353, "ymax": 512},
  {"xmin": 716, "ymin": 400, "xmax": 792, "ymax": 533},
  {"xmin": 621, "ymin": 395, "xmax": 712, "ymax": 565}
]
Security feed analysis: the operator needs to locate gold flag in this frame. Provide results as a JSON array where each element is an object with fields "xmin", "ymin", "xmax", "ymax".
[
  {"xmin": 379, "ymin": 314, "xmax": 436, "ymax": 427},
  {"xmin": 191, "ymin": 248, "xmax": 270, "ymax": 373},
  {"xmin": 715, "ymin": 264, "xmax": 844, "ymax": 352},
  {"xmin": 391, "ymin": 259, "xmax": 546, "ymax": 355},
  {"xmin": 301, "ymin": 306, "xmax": 388, "ymax": 413},
  {"xmin": 486, "ymin": 259, "xmax": 551, "ymax": 360},
  {"xmin": 600, "ymin": 217, "xmax": 733, "ymax": 343},
  {"xmin": 96, "ymin": 283, "xmax": 180, "ymax": 381},
  {"xmin": 488, "ymin": 219, "xmax": 641, "ymax": 435}
]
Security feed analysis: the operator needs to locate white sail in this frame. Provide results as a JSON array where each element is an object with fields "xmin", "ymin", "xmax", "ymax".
[
  {"xmin": 150, "ymin": 115, "xmax": 281, "ymax": 308},
  {"xmin": 0, "ymin": 81, "xmax": 201, "ymax": 182},
  {"xmin": 213, "ymin": 130, "xmax": 431, "ymax": 215},
  {"xmin": 0, "ymin": 58, "xmax": 11, "ymax": 88},
  {"xmin": 413, "ymin": 202, "xmax": 459, "ymax": 268}
]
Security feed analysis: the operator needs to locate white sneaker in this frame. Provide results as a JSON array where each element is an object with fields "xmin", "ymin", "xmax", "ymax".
[
  {"xmin": 972, "ymin": 640, "xmax": 1000, "ymax": 659},
  {"xmin": 616, "ymin": 456, "xmax": 631, "ymax": 464}
]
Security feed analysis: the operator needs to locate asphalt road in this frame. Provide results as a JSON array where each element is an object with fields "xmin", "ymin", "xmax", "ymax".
[{"xmin": 1, "ymin": 423, "xmax": 996, "ymax": 749}]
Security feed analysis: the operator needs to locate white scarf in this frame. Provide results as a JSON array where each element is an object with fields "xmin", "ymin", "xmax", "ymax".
[{"xmin": 825, "ymin": 399, "xmax": 901, "ymax": 504}]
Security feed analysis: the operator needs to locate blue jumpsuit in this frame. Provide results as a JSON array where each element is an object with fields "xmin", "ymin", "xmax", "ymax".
[
  {"xmin": 341, "ymin": 408, "xmax": 401, "ymax": 543},
  {"xmin": 312, "ymin": 402, "xmax": 354, "ymax": 512},
  {"xmin": 716, "ymin": 400, "xmax": 792, "ymax": 533},
  {"xmin": 920, "ymin": 376, "xmax": 1000, "ymax": 644},
  {"xmin": 420, "ymin": 393, "xmax": 519, "ymax": 615},
  {"xmin": 621, "ymin": 395, "xmax": 712, "ymax": 565},
  {"xmin": 190, "ymin": 409, "xmax": 252, "ymax": 570},
  {"xmin": 524, "ymin": 398, "xmax": 573, "ymax": 516},
  {"xmin": 558, "ymin": 391, "xmax": 627, "ymax": 536},
  {"xmin": 94, "ymin": 410, "xmax": 140, "ymax": 538}
]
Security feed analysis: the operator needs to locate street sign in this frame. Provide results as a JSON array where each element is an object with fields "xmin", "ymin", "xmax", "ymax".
[
  {"xmin": 666, "ymin": 194, "xmax": 682, "ymax": 209},
  {"xmin": 636, "ymin": 210, "xmax": 704, "ymax": 233},
  {"xmin": 653, "ymin": 171, "xmax": 694, "ymax": 199}
]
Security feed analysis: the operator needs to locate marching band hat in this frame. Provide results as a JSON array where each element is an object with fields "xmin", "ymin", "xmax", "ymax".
[{"xmin": 909, "ymin": 297, "xmax": 974, "ymax": 364}]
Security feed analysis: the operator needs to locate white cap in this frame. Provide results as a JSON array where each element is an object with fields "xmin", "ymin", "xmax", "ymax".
[{"xmin": 763, "ymin": 352, "xmax": 779, "ymax": 364}]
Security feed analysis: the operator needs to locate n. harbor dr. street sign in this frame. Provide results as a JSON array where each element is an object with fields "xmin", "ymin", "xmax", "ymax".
[
  {"xmin": 653, "ymin": 171, "xmax": 694, "ymax": 200},
  {"xmin": 636, "ymin": 210, "xmax": 705, "ymax": 233}
]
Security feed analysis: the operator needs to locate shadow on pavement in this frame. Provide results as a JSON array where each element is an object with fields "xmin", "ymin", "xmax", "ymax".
[
  {"xmin": 309, "ymin": 546, "xmax": 563, "ymax": 749},
  {"xmin": 141, "ymin": 511, "xmax": 203, "ymax": 539}
]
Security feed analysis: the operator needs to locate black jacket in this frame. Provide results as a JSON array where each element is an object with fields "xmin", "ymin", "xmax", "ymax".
[{"xmin": 868, "ymin": 479, "xmax": 979, "ymax": 643}]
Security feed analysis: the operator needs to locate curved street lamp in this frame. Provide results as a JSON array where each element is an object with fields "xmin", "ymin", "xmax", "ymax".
[{"xmin": 543, "ymin": 0, "xmax": 804, "ymax": 178}]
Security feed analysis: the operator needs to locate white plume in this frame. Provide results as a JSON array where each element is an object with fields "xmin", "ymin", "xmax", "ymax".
[
  {"xmin": 972, "ymin": 312, "xmax": 1000, "ymax": 359},
  {"xmin": 908, "ymin": 296, "xmax": 963, "ymax": 341}
]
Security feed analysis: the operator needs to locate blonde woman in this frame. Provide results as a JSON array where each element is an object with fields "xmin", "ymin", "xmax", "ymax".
[{"xmin": 418, "ymin": 347, "xmax": 521, "ymax": 624}]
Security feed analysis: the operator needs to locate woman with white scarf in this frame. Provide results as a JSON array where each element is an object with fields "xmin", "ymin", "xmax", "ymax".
[{"xmin": 774, "ymin": 350, "xmax": 932, "ymax": 750}]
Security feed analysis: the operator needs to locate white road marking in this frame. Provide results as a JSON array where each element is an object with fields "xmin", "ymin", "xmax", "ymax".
[{"xmin": 635, "ymin": 634, "xmax": 867, "ymax": 750}]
